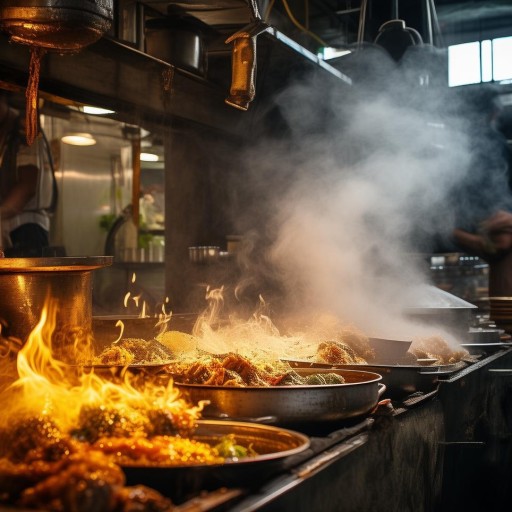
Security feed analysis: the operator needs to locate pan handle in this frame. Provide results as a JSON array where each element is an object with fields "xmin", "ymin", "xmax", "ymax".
[
  {"xmin": 377, "ymin": 383, "xmax": 387, "ymax": 399},
  {"xmin": 208, "ymin": 413, "xmax": 278, "ymax": 424},
  {"xmin": 488, "ymin": 369, "xmax": 512, "ymax": 377}
]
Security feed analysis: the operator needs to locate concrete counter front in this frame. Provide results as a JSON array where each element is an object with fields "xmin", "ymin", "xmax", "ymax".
[{"xmin": 198, "ymin": 348, "xmax": 512, "ymax": 512}]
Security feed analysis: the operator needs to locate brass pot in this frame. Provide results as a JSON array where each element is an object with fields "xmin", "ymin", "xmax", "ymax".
[
  {"xmin": 0, "ymin": 256, "xmax": 112, "ymax": 348},
  {"xmin": 0, "ymin": 0, "xmax": 113, "ymax": 52}
]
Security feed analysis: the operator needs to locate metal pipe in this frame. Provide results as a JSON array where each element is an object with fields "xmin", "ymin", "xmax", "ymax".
[{"xmin": 131, "ymin": 137, "xmax": 141, "ymax": 228}]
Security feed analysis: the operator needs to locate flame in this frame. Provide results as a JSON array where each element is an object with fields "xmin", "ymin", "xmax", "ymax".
[{"xmin": 0, "ymin": 296, "xmax": 203, "ymax": 433}]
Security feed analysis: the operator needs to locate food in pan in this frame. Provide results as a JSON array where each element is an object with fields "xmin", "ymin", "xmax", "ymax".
[
  {"xmin": 410, "ymin": 335, "xmax": 468, "ymax": 365},
  {"xmin": 0, "ymin": 416, "xmax": 176, "ymax": 511},
  {"xmin": 91, "ymin": 337, "xmax": 175, "ymax": 366},
  {"xmin": 314, "ymin": 340, "xmax": 368, "ymax": 365},
  {"xmin": 0, "ymin": 406, "xmax": 259, "ymax": 510},
  {"xmin": 166, "ymin": 352, "xmax": 345, "ymax": 386}
]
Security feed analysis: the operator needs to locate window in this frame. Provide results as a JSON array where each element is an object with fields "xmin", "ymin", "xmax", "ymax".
[{"xmin": 448, "ymin": 36, "xmax": 512, "ymax": 87}]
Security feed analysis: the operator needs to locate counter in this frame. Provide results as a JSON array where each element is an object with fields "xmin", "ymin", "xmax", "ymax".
[{"xmin": 149, "ymin": 347, "xmax": 512, "ymax": 512}]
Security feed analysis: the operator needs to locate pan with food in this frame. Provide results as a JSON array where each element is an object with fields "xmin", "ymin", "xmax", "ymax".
[
  {"xmin": 122, "ymin": 419, "xmax": 310, "ymax": 502},
  {"xmin": 285, "ymin": 358, "xmax": 463, "ymax": 399},
  {"xmin": 171, "ymin": 364, "xmax": 385, "ymax": 426}
]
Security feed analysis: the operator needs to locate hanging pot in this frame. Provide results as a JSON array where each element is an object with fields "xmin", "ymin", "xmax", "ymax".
[
  {"xmin": 0, "ymin": 1, "xmax": 114, "ymax": 145},
  {"xmin": 0, "ymin": 0, "xmax": 113, "ymax": 52}
]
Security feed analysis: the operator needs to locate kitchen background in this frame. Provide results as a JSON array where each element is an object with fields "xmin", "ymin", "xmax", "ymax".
[{"xmin": 1, "ymin": 0, "xmax": 511, "ymax": 319}]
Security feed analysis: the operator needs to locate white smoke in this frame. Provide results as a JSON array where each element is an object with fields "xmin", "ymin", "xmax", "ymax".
[{"xmin": 230, "ymin": 44, "xmax": 511, "ymax": 343}]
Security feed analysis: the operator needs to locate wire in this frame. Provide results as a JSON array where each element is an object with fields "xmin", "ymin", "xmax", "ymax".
[
  {"xmin": 280, "ymin": 0, "xmax": 328, "ymax": 48},
  {"xmin": 264, "ymin": 0, "xmax": 276, "ymax": 22}
]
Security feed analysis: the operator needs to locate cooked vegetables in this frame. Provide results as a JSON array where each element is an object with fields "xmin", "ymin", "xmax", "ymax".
[{"xmin": 167, "ymin": 353, "xmax": 346, "ymax": 387}]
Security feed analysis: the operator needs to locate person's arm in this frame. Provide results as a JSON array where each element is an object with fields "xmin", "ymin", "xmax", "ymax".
[
  {"xmin": 452, "ymin": 228, "xmax": 488, "ymax": 257},
  {"xmin": 0, "ymin": 164, "xmax": 38, "ymax": 219}
]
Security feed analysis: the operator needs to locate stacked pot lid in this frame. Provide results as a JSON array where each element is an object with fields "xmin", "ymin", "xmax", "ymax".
[{"xmin": 489, "ymin": 297, "xmax": 512, "ymax": 333}]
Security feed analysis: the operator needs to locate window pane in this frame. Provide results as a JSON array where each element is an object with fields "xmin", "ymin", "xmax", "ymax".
[
  {"xmin": 493, "ymin": 36, "xmax": 512, "ymax": 82},
  {"xmin": 448, "ymin": 42, "xmax": 481, "ymax": 87},
  {"xmin": 481, "ymin": 40, "xmax": 492, "ymax": 82}
]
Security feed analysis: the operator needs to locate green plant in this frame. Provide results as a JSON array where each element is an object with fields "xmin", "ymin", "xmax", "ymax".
[{"xmin": 99, "ymin": 213, "xmax": 117, "ymax": 232}]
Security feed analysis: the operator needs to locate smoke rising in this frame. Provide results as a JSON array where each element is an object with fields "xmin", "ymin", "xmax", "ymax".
[{"xmin": 230, "ymin": 44, "xmax": 512, "ymax": 341}]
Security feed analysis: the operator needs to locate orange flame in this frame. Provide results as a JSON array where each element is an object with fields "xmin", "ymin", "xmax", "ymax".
[{"xmin": 0, "ymin": 296, "xmax": 203, "ymax": 432}]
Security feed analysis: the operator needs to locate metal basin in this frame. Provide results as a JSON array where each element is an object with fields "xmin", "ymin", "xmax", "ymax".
[{"xmin": 0, "ymin": 256, "xmax": 112, "ymax": 349}]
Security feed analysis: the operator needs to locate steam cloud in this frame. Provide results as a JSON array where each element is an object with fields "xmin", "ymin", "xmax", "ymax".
[{"xmin": 230, "ymin": 44, "xmax": 512, "ymax": 340}]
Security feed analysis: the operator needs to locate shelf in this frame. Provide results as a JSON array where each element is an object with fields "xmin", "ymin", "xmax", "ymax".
[{"xmin": 0, "ymin": 27, "xmax": 352, "ymax": 135}]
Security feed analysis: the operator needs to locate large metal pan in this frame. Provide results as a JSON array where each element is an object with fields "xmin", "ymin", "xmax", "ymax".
[
  {"xmin": 174, "ymin": 368, "xmax": 384, "ymax": 426},
  {"xmin": 285, "ymin": 359, "xmax": 462, "ymax": 399},
  {"xmin": 122, "ymin": 419, "xmax": 310, "ymax": 503}
]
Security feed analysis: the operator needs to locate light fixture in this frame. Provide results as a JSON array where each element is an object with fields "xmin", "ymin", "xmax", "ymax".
[
  {"xmin": 61, "ymin": 133, "xmax": 97, "ymax": 146},
  {"xmin": 319, "ymin": 47, "xmax": 352, "ymax": 60},
  {"xmin": 82, "ymin": 105, "xmax": 115, "ymax": 115},
  {"xmin": 140, "ymin": 152, "xmax": 159, "ymax": 162}
]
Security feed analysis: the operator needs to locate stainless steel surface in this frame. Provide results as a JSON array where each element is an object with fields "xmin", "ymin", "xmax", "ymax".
[
  {"xmin": 0, "ymin": 256, "xmax": 112, "ymax": 347},
  {"xmin": 188, "ymin": 246, "xmax": 220, "ymax": 264},
  {"xmin": 403, "ymin": 284, "xmax": 478, "ymax": 337},
  {"xmin": 174, "ymin": 368, "xmax": 383, "ymax": 425},
  {"xmin": 145, "ymin": 17, "xmax": 208, "ymax": 76},
  {"xmin": 368, "ymin": 337, "xmax": 413, "ymax": 364},
  {"xmin": 285, "ymin": 358, "xmax": 463, "ymax": 398}
]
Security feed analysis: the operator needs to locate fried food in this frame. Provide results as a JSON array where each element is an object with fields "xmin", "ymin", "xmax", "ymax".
[
  {"xmin": 92, "ymin": 338, "xmax": 174, "ymax": 366},
  {"xmin": 315, "ymin": 340, "xmax": 367, "ymax": 365},
  {"xmin": 166, "ymin": 353, "xmax": 346, "ymax": 387},
  {"xmin": 410, "ymin": 335, "xmax": 468, "ymax": 365}
]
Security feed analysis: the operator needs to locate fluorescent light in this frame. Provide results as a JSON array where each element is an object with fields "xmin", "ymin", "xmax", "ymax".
[
  {"xmin": 61, "ymin": 133, "xmax": 97, "ymax": 146},
  {"xmin": 140, "ymin": 152, "xmax": 159, "ymax": 162},
  {"xmin": 319, "ymin": 47, "xmax": 351, "ymax": 60},
  {"xmin": 82, "ymin": 106, "xmax": 115, "ymax": 115}
]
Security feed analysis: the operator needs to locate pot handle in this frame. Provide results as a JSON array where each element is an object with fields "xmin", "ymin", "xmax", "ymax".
[
  {"xmin": 377, "ymin": 383, "xmax": 387, "ymax": 399},
  {"xmin": 488, "ymin": 369, "xmax": 512, "ymax": 377},
  {"xmin": 208, "ymin": 413, "xmax": 278, "ymax": 424}
]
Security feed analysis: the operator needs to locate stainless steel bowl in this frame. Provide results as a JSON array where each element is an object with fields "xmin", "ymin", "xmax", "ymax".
[{"xmin": 0, "ymin": 256, "xmax": 112, "ymax": 348}]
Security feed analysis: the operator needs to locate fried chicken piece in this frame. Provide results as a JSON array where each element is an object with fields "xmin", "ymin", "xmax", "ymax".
[{"xmin": 221, "ymin": 354, "xmax": 269, "ymax": 386}]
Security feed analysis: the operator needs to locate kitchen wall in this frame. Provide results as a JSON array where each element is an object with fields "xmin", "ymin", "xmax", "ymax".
[{"xmin": 44, "ymin": 111, "xmax": 134, "ymax": 257}]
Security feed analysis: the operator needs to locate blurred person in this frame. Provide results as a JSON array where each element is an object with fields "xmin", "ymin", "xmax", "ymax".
[
  {"xmin": 0, "ymin": 91, "xmax": 55, "ymax": 257},
  {"xmin": 454, "ymin": 210, "xmax": 512, "ymax": 297},
  {"xmin": 452, "ymin": 90, "xmax": 512, "ymax": 297}
]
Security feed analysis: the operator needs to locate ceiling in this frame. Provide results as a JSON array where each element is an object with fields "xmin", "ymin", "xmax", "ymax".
[{"xmin": 139, "ymin": 0, "xmax": 512, "ymax": 52}]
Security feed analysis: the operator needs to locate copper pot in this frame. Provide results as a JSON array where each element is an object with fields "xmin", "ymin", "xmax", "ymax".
[
  {"xmin": 0, "ymin": 257, "xmax": 112, "ymax": 348},
  {"xmin": 0, "ymin": 0, "xmax": 113, "ymax": 52}
]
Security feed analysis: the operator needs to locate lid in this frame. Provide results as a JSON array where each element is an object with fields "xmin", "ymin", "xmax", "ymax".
[{"xmin": 403, "ymin": 284, "xmax": 478, "ymax": 311}]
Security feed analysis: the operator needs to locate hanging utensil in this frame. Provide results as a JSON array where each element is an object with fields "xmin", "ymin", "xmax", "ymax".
[{"xmin": 0, "ymin": 1, "xmax": 114, "ymax": 144}]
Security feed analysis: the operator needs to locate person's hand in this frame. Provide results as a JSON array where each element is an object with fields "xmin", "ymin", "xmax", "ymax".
[
  {"xmin": 480, "ymin": 210, "xmax": 512, "ymax": 232},
  {"xmin": 480, "ymin": 210, "xmax": 512, "ymax": 252}
]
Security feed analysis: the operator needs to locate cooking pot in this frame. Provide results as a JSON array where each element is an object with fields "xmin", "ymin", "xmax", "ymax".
[
  {"xmin": 0, "ymin": 257, "xmax": 112, "ymax": 349},
  {"xmin": 402, "ymin": 284, "xmax": 477, "ymax": 339},
  {"xmin": 144, "ymin": 16, "xmax": 208, "ymax": 76},
  {"xmin": 0, "ymin": 0, "xmax": 113, "ymax": 52}
]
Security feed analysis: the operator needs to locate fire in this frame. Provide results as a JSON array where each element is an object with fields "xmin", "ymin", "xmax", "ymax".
[{"xmin": 0, "ymin": 296, "xmax": 203, "ymax": 434}]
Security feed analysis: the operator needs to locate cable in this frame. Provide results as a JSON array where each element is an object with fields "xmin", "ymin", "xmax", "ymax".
[
  {"xmin": 280, "ymin": 0, "xmax": 328, "ymax": 47},
  {"xmin": 264, "ymin": 0, "xmax": 276, "ymax": 22}
]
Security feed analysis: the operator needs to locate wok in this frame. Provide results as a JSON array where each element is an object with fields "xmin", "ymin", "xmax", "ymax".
[{"xmin": 173, "ymin": 368, "xmax": 384, "ymax": 426}]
